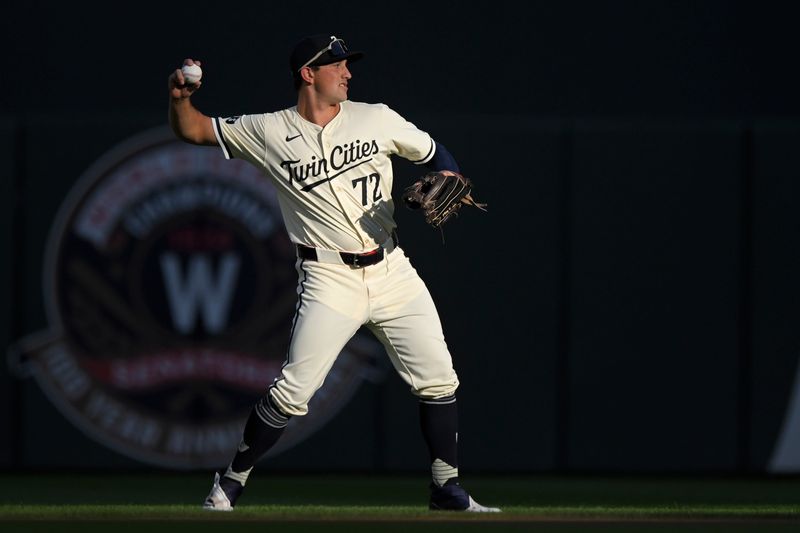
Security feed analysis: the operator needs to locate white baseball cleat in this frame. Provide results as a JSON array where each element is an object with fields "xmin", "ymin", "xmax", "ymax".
[
  {"xmin": 464, "ymin": 495, "xmax": 502, "ymax": 513},
  {"xmin": 202, "ymin": 472, "xmax": 234, "ymax": 511}
]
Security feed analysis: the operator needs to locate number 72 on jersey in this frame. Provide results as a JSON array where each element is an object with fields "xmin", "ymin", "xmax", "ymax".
[{"xmin": 352, "ymin": 173, "xmax": 382, "ymax": 206}]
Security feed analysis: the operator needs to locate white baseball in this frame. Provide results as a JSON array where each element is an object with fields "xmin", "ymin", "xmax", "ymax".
[{"xmin": 181, "ymin": 64, "xmax": 202, "ymax": 84}]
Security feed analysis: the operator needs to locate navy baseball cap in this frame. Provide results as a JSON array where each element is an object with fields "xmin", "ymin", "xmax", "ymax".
[{"xmin": 290, "ymin": 34, "xmax": 364, "ymax": 72}]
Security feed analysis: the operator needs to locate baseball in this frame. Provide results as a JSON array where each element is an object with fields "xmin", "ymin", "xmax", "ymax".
[{"xmin": 181, "ymin": 64, "xmax": 202, "ymax": 84}]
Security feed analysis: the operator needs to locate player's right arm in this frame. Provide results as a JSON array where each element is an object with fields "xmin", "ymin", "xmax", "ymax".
[{"xmin": 168, "ymin": 59, "xmax": 217, "ymax": 146}]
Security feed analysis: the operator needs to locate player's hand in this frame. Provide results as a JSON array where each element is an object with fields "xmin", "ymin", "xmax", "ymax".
[{"xmin": 168, "ymin": 59, "xmax": 203, "ymax": 99}]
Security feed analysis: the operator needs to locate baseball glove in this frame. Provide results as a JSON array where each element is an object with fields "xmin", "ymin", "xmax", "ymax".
[{"xmin": 402, "ymin": 171, "xmax": 487, "ymax": 228}]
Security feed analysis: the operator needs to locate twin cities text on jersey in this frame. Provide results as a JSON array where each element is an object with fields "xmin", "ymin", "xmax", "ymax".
[{"xmin": 280, "ymin": 138, "xmax": 380, "ymax": 188}]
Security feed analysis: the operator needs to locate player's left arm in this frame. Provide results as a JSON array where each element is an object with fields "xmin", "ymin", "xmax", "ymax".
[
  {"xmin": 380, "ymin": 105, "xmax": 461, "ymax": 174},
  {"xmin": 423, "ymin": 141, "xmax": 460, "ymax": 173}
]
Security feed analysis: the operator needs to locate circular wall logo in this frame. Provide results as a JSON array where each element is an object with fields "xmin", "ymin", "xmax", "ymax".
[{"xmin": 9, "ymin": 127, "xmax": 385, "ymax": 468}]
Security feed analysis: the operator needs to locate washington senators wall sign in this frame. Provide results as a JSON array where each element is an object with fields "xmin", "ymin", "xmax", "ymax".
[{"xmin": 10, "ymin": 127, "xmax": 384, "ymax": 468}]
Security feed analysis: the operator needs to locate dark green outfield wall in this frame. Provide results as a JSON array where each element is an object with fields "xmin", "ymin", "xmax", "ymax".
[{"xmin": 2, "ymin": 1, "xmax": 799, "ymax": 473}]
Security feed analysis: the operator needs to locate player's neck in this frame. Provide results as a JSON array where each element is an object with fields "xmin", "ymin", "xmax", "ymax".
[{"xmin": 296, "ymin": 95, "xmax": 342, "ymax": 128}]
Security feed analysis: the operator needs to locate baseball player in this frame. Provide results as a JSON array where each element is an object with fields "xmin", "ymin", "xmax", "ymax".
[{"xmin": 168, "ymin": 33, "xmax": 499, "ymax": 513}]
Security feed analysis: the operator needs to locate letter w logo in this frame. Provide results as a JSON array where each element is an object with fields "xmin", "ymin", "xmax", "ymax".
[{"xmin": 159, "ymin": 253, "xmax": 241, "ymax": 334}]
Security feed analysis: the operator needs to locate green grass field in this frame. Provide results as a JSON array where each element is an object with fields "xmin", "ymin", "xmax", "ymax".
[{"xmin": 0, "ymin": 473, "xmax": 798, "ymax": 531}]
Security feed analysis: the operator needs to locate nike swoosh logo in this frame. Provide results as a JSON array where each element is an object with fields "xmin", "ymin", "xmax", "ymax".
[{"xmin": 286, "ymin": 134, "xmax": 302, "ymax": 142}]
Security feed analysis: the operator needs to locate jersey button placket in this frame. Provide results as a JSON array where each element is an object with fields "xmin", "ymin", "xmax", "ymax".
[
  {"xmin": 320, "ymin": 132, "xmax": 365, "ymax": 246},
  {"xmin": 331, "ymin": 115, "xmax": 372, "ymax": 248}
]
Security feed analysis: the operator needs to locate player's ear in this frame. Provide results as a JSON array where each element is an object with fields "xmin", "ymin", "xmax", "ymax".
[{"xmin": 299, "ymin": 66, "xmax": 315, "ymax": 85}]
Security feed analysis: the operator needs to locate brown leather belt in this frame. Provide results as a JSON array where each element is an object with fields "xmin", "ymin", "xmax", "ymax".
[{"xmin": 296, "ymin": 232, "xmax": 398, "ymax": 267}]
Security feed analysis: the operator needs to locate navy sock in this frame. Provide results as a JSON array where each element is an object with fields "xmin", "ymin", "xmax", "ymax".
[
  {"xmin": 227, "ymin": 394, "xmax": 289, "ymax": 479},
  {"xmin": 419, "ymin": 395, "xmax": 460, "ymax": 486}
]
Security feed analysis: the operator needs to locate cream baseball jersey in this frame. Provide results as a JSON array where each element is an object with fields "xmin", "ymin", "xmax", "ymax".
[{"xmin": 211, "ymin": 100, "xmax": 435, "ymax": 252}]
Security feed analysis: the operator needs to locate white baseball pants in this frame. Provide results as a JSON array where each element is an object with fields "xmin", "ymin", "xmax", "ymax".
[{"xmin": 269, "ymin": 245, "xmax": 460, "ymax": 416}]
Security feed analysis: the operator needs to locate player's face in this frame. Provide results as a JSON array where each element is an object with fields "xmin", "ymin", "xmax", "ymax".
[{"xmin": 313, "ymin": 60, "xmax": 352, "ymax": 104}]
